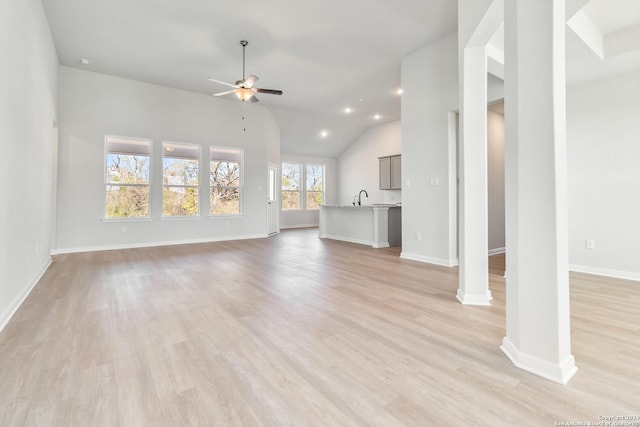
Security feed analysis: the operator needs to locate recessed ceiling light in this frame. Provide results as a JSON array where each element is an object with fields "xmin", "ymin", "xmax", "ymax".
[
  {"xmin": 344, "ymin": 107, "xmax": 352, "ymax": 114},
  {"xmin": 374, "ymin": 114, "xmax": 381, "ymax": 120},
  {"xmin": 396, "ymin": 88, "xmax": 403, "ymax": 95},
  {"xmin": 320, "ymin": 130, "xmax": 328, "ymax": 138},
  {"xmin": 79, "ymin": 58, "xmax": 90, "ymax": 65},
  {"xmin": 359, "ymin": 97, "xmax": 366, "ymax": 102}
]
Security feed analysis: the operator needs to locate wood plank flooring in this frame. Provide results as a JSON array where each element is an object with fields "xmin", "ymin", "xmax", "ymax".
[{"xmin": 1, "ymin": 228, "xmax": 638, "ymax": 426}]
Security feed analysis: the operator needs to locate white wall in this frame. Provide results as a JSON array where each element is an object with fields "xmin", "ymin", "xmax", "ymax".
[
  {"xmin": 401, "ymin": 34, "xmax": 459, "ymax": 266},
  {"xmin": 487, "ymin": 109, "xmax": 505, "ymax": 252},
  {"xmin": 0, "ymin": 0, "xmax": 58, "ymax": 330},
  {"xmin": 55, "ymin": 67, "xmax": 280, "ymax": 253},
  {"xmin": 336, "ymin": 121, "xmax": 402, "ymax": 206},
  {"xmin": 280, "ymin": 154, "xmax": 337, "ymax": 228},
  {"xmin": 567, "ymin": 70, "xmax": 640, "ymax": 280},
  {"xmin": 488, "ymin": 72, "xmax": 505, "ymax": 101}
]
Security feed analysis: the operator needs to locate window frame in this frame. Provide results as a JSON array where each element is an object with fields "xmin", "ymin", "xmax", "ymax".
[
  {"xmin": 103, "ymin": 135, "xmax": 153, "ymax": 221},
  {"xmin": 281, "ymin": 161, "xmax": 326, "ymax": 211},
  {"xmin": 304, "ymin": 163, "xmax": 325, "ymax": 211},
  {"xmin": 281, "ymin": 162, "xmax": 303, "ymax": 211},
  {"xmin": 209, "ymin": 146, "xmax": 243, "ymax": 217},
  {"xmin": 161, "ymin": 141, "xmax": 201, "ymax": 218}
]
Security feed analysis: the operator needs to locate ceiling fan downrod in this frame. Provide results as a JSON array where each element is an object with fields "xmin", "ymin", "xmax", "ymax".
[{"xmin": 240, "ymin": 40, "xmax": 248, "ymax": 81}]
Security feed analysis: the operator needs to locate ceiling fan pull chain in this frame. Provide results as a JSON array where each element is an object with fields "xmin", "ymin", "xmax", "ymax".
[{"xmin": 242, "ymin": 102, "xmax": 247, "ymax": 132}]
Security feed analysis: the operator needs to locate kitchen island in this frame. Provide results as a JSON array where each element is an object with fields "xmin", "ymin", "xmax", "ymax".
[{"xmin": 319, "ymin": 204, "xmax": 401, "ymax": 248}]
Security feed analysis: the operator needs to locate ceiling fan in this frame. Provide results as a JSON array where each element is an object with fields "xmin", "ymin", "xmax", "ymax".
[{"xmin": 208, "ymin": 40, "xmax": 283, "ymax": 103}]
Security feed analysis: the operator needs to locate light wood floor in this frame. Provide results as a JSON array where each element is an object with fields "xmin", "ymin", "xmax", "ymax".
[{"xmin": 1, "ymin": 229, "xmax": 638, "ymax": 426}]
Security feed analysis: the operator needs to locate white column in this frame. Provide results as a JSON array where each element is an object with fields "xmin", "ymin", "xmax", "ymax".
[
  {"xmin": 457, "ymin": 46, "xmax": 492, "ymax": 306},
  {"xmin": 372, "ymin": 207, "xmax": 390, "ymax": 248},
  {"xmin": 319, "ymin": 206, "xmax": 327, "ymax": 238},
  {"xmin": 501, "ymin": 0, "xmax": 577, "ymax": 384}
]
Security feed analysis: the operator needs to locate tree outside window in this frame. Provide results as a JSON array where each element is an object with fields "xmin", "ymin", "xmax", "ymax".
[
  {"xmin": 281, "ymin": 163, "xmax": 301, "ymax": 210},
  {"xmin": 105, "ymin": 136, "xmax": 151, "ymax": 218},
  {"xmin": 281, "ymin": 162, "xmax": 325, "ymax": 210},
  {"xmin": 305, "ymin": 164, "xmax": 324, "ymax": 209},
  {"xmin": 210, "ymin": 147, "xmax": 242, "ymax": 215},
  {"xmin": 162, "ymin": 142, "xmax": 200, "ymax": 217}
]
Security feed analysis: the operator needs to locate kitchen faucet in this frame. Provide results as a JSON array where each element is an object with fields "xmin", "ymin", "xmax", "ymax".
[{"xmin": 358, "ymin": 189, "xmax": 368, "ymax": 206}]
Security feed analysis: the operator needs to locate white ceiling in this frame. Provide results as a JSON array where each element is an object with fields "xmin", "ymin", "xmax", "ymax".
[
  {"xmin": 583, "ymin": 0, "xmax": 640, "ymax": 34},
  {"xmin": 41, "ymin": 0, "xmax": 640, "ymax": 159},
  {"xmin": 41, "ymin": 0, "xmax": 456, "ymax": 158},
  {"xmin": 487, "ymin": 1, "xmax": 640, "ymax": 86},
  {"xmin": 566, "ymin": 0, "xmax": 640, "ymax": 84}
]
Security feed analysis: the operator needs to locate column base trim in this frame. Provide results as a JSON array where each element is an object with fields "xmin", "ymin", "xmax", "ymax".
[
  {"xmin": 456, "ymin": 289, "xmax": 493, "ymax": 306},
  {"xmin": 500, "ymin": 337, "xmax": 578, "ymax": 385},
  {"xmin": 372, "ymin": 242, "xmax": 390, "ymax": 248}
]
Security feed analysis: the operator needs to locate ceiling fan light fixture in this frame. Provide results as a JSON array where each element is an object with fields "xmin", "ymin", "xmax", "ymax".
[
  {"xmin": 208, "ymin": 40, "xmax": 282, "ymax": 103},
  {"xmin": 234, "ymin": 87, "xmax": 254, "ymax": 101}
]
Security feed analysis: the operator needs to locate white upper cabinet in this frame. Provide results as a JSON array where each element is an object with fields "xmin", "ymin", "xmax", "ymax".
[{"xmin": 379, "ymin": 155, "xmax": 401, "ymax": 190}]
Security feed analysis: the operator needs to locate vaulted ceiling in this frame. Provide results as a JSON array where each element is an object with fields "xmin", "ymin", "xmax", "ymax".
[{"xmin": 41, "ymin": 0, "xmax": 640, "ymax": 159}]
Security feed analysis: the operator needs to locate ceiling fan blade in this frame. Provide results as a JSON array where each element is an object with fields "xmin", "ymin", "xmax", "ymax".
[
  {"xmin": 212, "ymin": 90, "xmax": 234, "ymax": 97},
  {"xmin": 244, "ymin": 74, "xmax": 259, "ymax": 88},
  {"xmin": 249, "ymin": 95, "xmax": 259, "ymax": 103},
  {"xmin": 255, "ymin": 88, "xmax": 283, "ymax": 96},
  {"xmin": 206, "ymin": 78, "xmax": 237, "ymax": 89}
]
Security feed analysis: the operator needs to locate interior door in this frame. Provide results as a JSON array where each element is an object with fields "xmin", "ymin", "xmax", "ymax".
[{"xmin": 267, "ymin": 163, "xmax": 279, "ymax": 235}]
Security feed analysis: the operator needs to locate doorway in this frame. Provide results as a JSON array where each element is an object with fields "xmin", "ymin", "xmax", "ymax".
[
  {"xmin": 267, "ymin": 163, "xmax": 279, "ymax": 235},
  {"xmin": 453, "ymin": 100, "xmax": 506, "ymax": 277}
]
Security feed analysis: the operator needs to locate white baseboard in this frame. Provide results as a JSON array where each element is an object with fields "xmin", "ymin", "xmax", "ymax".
[
  {"xmin": 51, "ymin": 234, "xmax": 267, "ymax": 255},
  {"xmin": 372, "ymin": 242, "xmax": 390, "ymax": 249},
  {"xmin": 569, "ymin": 264, "xmax": 640, "ymax": 282},
  {"xmin": 319, "ymin": 234, "xmax": 373, "ymax": 247},
  {"xmin": 456, "ymin": 289, "xmax": 493, "ymax": 306},
  {"xmin": 400, "ymin": 252, "xmax": 458, "ymax": 267},
  {"xmin": 500, "ymin": 337, "xmax": 578, "ymax": 385},
  {"xmin": 0, "ymin": 259, "xmax": 52, "ymax": 333},
  {"xmin": 280, "ymin": 224, "xmax": 319, "ymax": 229},
  {"xmin": 488, "ymin": 247, "xmax": 506, "ymax": 256}
]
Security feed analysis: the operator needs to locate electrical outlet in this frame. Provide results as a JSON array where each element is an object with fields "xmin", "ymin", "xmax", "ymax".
[
  {"xmin": 121, "ymin": 225, "xmax": 127, "ymax": 233},
  {"xmin": 585, "ymin": 240, "xmax": 595, "ymax": 249},
  {"xmin": 416, "ymin": 232, "xmax": 422, "ymax": 241},
  {"xmin": 430, "ymin": 177, "xmax": 439, "ymax": 186}
]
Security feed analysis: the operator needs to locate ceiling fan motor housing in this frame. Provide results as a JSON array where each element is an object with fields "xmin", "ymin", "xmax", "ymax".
[{"xmin": 208, "ymin": 39, "xmax": 283, "ymax": 101}]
